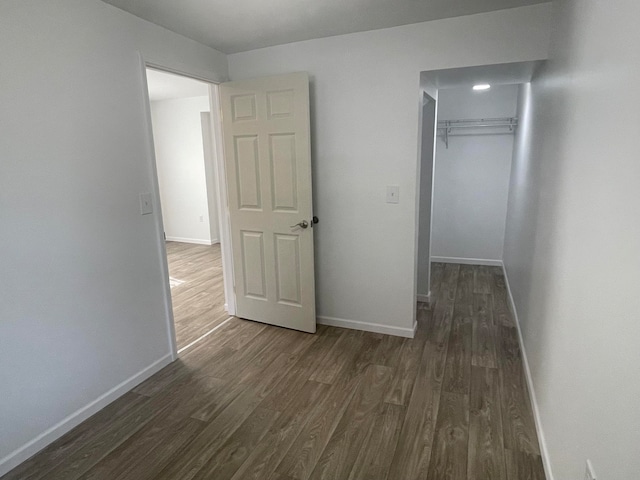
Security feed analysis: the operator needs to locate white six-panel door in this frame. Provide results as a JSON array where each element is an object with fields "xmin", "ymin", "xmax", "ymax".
[{"xmin": 219, "ymin": 72, "xmax": 316, "ymax": 333}]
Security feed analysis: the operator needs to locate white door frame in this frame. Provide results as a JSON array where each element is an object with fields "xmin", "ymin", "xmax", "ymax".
[{"xmin": 137, "ymin": 54, "xmax": 236, "ymax": 361}]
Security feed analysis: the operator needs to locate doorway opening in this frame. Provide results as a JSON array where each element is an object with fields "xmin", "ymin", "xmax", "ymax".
[
  {"xmin": 144, "ymin": 67, "xmax": 233, "ymax": 354},
  {"xmin": 410, "ymin": 62, "xmax": 549, "ymax": 480},
  {"xmin": 414, "ymin": 61, "xmax": 544, "ymax": 306},
  {"xmin": 143, "ymin": 68, "xmax": 317, "ymax": 347}
]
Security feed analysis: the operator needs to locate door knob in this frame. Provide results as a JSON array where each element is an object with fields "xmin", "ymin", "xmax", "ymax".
[{"xmin": 290, "ymin": 220, "xmax": 309, "ymax": 229}]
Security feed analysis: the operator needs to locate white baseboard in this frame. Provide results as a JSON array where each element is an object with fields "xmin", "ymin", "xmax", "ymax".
[
  {"xmin": 0, "ymin": 354, "xmax": 173, "ymax": 477},
  {"xmin": 416, "ymin": 293, "xmax": 431, "ymax": 304},
  {"xmin": 501, "ymin": 267, "xmax": 554, "ymax": 480},
  {"xmin": 431, "ymin": 256, "xmax": 503, "ymax": 267},
  {"xmin": 317, "ymin": 316, "xmax": 416, "ymax": 338},
  {"xmin": 165, "ymin": 236, "xmax": 214, "ymax": 245}
]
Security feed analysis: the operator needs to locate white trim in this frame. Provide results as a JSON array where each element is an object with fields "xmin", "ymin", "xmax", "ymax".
[
  {"xmin": 501, "ymin": 266, "xmax": 555, "ymax": 480},
  {"xmin": 201, "ymin": 112, "xmax": 222, "ymax": 248},
  {"xmin": 412, "ymin": 90, "xmax": 438, "ymax": 343},
  {"xmin": 0, "ymin": 354, "xmax": 172, "ymax": 477},
  {"xmin": 209, "ymin": 84, "xmax": 236, "ymax": 317},
  {"xmin": 317, "ymin": 316, "xmax": 416, "ymax": 338},
  {"xmin": 416, "ymin": 293, "xmax": 431, "ymax": 303},
  {"xmin": 431, "ymin": 256, "xmax": 503, "ymax": 267},
  {"xmin": 177, "ymin": 316, "xmax": 233, "ymax": 354},
  {"xmin": 145, "ymin": 61, "xmax": 226, "ymax": 85},
  {"xmin": 164, "ymin": 236, "xmax": 215, "ymax": 245},
  {"xmin": 138, "ymin": 54, "xmax": 178, "ymax": 361}
]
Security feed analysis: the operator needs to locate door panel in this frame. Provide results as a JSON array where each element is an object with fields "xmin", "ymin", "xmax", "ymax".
[
  {"xmin": 270, "ymin": 134, "xmax": 298, "ymax": 211},
  {"xmin": 234, "ymin": 135, "xmax": 261, "ymax": 209},
  {"xmin": 274, "ymin": 234, "xmax": 302, "ymax": 305},
  {"xmin": 220, "ymin": 72, "xmax": 316, "ymax": 333},
  {"xmin": 241, "ymin": 231, "xmax": 267, "ymax": 299}
]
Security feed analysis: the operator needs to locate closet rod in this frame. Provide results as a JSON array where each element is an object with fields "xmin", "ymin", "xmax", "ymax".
[
  {"xmin": 438, "ymin": 122, "xmax": 516, "ymax": 129},
  {"xmin": 437, "ymin": 117, "xmax": 518, "ymax": 128},
  {"xmin": 439, "ymin": 132, "xmax": 516, "ymax": 137},
  {"xmin": 437, "ymin": 117, "xmax": 518, "ymax": 148}
]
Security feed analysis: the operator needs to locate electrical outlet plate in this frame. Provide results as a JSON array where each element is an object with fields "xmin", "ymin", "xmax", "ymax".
[{"xmin": 585, "ymin": 460, "xmax": 596, "ymax": 480}]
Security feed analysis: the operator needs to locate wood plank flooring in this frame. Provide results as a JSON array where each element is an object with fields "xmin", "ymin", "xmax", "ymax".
[
  {"xmin": 2, "ymin": 263, "xmax": 545, "ymax": 480},
  {"xmin": 166, "ymin": 241, "xmax": 227, "ymax": 350}
]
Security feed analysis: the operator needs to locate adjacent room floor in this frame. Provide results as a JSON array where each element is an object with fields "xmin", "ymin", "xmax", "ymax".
[
  {"xmin": 2, "ymin": 263, "xmax": 545, "ymax": 480},
  {"xmin": 166, "ymin": 241, "xmax": 228, "ymax": 350}
]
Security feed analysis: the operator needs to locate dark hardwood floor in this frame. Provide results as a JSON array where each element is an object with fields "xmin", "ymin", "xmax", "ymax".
[
  {"xmin": 1, "ymin": 262, "xmax": 545, "ymax": 480},
  {"xmin": 166, "ymin": 241, "xmax": 228, "ymax": 350}
]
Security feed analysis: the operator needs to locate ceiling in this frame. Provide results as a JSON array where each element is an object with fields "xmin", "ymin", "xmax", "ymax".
[
  {"xmin": 101, "ymin": 0, "xmax": 548, "ymax": 54},
  {"xmin": 146, "ymin": 68, "xmax": 209, "ymax": 102}
]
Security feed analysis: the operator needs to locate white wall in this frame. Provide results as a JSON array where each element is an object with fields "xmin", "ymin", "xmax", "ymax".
[
  {"xmin": 431, "ymin": 84, "xmax": 519, "ymax": 263},
  {"xmin": 228, "ymin": 4, "xmax": 553, "ymax": 335},
  {"xmin": 151, "ymin": 96, "xmax": 217, "ymax": 245},
  {"xmin": 0, "ymin": 0, "xmax": 227, "ymax": 475},
  {"xmin": 503, "ymin": 1, "xmax": 640, "ymax": 479}
]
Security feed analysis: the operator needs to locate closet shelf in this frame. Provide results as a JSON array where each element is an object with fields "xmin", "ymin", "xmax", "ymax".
[{"xmin": 437, "ymin": 116, "xmax": 518, "ymax": 148}]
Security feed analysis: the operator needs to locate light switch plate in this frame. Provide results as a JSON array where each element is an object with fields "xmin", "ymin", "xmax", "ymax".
[
  {"xmin": 139, "ymin": 192, "xmax": 153, "ymax": 215},
  {"xmin": 386, "ymin": 185, "xmax": 400, "ymax": 204}
]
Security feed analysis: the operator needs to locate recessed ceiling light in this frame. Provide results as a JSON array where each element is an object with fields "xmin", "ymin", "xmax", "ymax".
[{"xmin": 473, "ymin": 84, "xmax": 491, "ymax": 91}]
